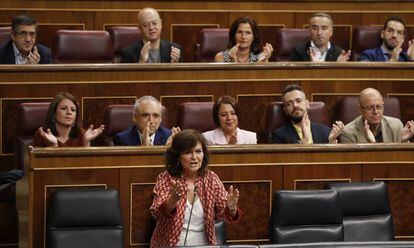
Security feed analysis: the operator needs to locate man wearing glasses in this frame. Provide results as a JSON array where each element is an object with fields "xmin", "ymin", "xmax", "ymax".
[
  {"xmin": 0, "ymin": 14, "xmax": 52, "ymax": 64},
  {"xmin": 340, "ymin": 88, "xmax": 414, "ymax": 143}
]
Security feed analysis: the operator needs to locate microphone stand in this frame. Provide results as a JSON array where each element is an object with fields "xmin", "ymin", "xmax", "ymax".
[{"xmin": 183, "ymin": 185, "xmax": 197, "ymax": 246}]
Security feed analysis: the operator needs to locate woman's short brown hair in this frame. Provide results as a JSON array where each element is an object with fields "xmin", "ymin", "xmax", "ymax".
[
  {"xmin": 165, "ymin": 129, "xmax": 209, "ymax": 177},
  {"xmin": 212, "ymin": 95, "xmax": 239, "ymax": 128}
]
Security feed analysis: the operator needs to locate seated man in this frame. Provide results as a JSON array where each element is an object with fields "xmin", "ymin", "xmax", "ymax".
[
  {"xmin": 289, "ymin": 12, "xmax": 350, "ymax": 62},
  {"xmin": 0, "ymin": 14, "xmax": 52, "ymax": 64},
  {"xmin": 120, "ymin": 7, "xmax": 182, "ymax": 63},
  {"xmin": 340, "ymin": 88, "xmax": 414, "ymax": 143},
  {"xmin": 359, "ymin": 16, "xmax": 414, "ymax": 62},
  {"xmin": 272, "ymin": 84, "xmax": 343, "ymax": 144},
  {"xmin": 113, "ymin": 96, "xmax": 172, "ymax": 146}
]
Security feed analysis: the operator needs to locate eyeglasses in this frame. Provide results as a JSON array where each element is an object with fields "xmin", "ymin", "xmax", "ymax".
[
  {"xmin": 361, "ymin": 104, "xmax": 384, "ymax": 112},
  {"xmin": 14, "ymin": 30, "xmax": 36, "ymax": 38}
]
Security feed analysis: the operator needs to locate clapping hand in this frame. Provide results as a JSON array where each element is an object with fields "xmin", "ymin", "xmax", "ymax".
[
  {"xmin": 228, "ymin": 44, "xmax": 240, "ymax": 62},
  {"xmin": 170, "ymin": 46, "xmax": 181, "ymax": 63},
  {"xmin": 258, "ymin": 43, "xmax": 273, "ymax": 62},
  {"xmin": 227, "ymin": 185, "xmax": 240, "ymax": 216},
  {"xmin": 85, "ymin": 124, "xmax": 105, "ymax": 143},
  {"xmin": 139, "ymin": 41, "xmax": 151, "ymax": 63},
  {"xmin": 166, "ymin": 126, "xmax": 182, "ymax": 146},
  {"xmin": 300, "ymin": 113, "xmax": 311, "ymax": 144},
  {"xmin": 141, "ymin": 122, "xmax": 151, "ymax": 146},
  {"xmin": 25, "ymin": 46, "xmax": 41, "ymax": 64},
  {"xmin": 390, "ymin": 39, "xmax": 403, "ymax": 62},
  {"xmin": 328, "ymin": 120, "xmax": 345, "ymax": 143},
  {"xmin": 401, "ymin": 120, "xmax": 414, "ymax": 142},
  {"xmin": 363, "ymin": 119, "xmax": 376, "ymax": 143},
  {"xmin": 38, "ymin": 126, "xmax": 58, "ymax": 147},
  {"xmin": 337, "ymin": 50, "xmax": 351, "ymax": 62}
]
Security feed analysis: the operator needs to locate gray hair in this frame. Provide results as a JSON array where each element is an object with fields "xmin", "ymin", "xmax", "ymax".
[
  {"xmin": 133, "ymin": 95, "xmax": 162, "ymax": 114},
  {"xmin": 309, "ymin": 12, "xmax": 333, "ymax": 26}
]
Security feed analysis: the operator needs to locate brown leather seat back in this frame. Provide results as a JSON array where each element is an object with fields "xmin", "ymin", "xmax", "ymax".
[
  {"xmin": 107, "ymin": 26, "xmax": 141, "ymax": 63},
  {"xmin": 53, "ymin": 30, "xmax": 114, "ymax": 63},
  {"xmin": 177, "ymin": 102, "xmax": 216, "ymax": 132},
  {"xmin": 198, "ymin": 28, "xmax": 229, "ymax": 62},
  {"xmin": 14, "ymin": 102, "xmax": 50, "ymax": 169},
  {"xmin": 275, "ymin": 29, "xmax": 310, "ymax": 61},
  {"xmin": 351, "ymin": 26, "xmax": 382, "ymax": 61},
  {"xmin": 0, "ymin": 27, "xmax": 11, "ymax": 45}
]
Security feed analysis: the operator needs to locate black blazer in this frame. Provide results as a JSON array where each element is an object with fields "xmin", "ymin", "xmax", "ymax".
[
  {"xmin": 120, "ymin": 39, "xmax": 183, "ymax": 63},
  {"xmin": 271, "ymin": 121, "xmax": 331, "ymax": 144},
  {"xmin": 289, "ymin": 41, "xmax": 344, "ymax": 61},
  {"xmin": 0, "ymin": 40, "xmax": 52, "ymax": 64},
  {"xmin": 113, "ymin": 125, "xmax": 172, "ymax": 146}
]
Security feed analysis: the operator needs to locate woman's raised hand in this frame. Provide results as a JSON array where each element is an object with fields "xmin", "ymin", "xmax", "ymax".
[
  {"xmin": 226, "ymin": 185, "xmax": 240, "ymax": 214},
  {"xmin": 38, "ymin": 126, "xmax": 58, "ymax": 147},
  {"xmin": 85, "ymin": 124, "xmax": 105, "ymax": 142},
  {"xmin": 258, "ymin": 43, "xmax": 273, "ymax": 62}
]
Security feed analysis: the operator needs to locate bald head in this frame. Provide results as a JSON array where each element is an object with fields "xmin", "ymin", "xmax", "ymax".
[
  {"xmin": 138, "ymin": 8, "xmax": 160, "ymax": 23},
  {"xmin": 359, "ymin": 88, "xmax": 383, "ymax": 106},
  {"xmin": 358, "ymin": 88, "xmax": 384, "ymax": 126},
  {"xmin": 137, "ymin": 8, "xmax": 162, "ymax": 42}
]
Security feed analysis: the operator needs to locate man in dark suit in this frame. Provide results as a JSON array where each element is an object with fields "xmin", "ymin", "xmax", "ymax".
[
  {"xmin": 0, "ymin": 14, "xmax": 52, "ymax": 64},
  {"xmin": 120, "ymin": 7, "xmax": 182, "ymax": 63},
  {"xmin": 359, "ymin": 16, "xmax": 414, "ymax": 62},
  {"xmin": 113, "ymin": 96, "xmax": 172, "ymax": 146},
  {"xmin": 289, "ymin": 13, "xmax": 350, "ymax": 62},
  {"xmin": 272, "ymin": 84, "xmax": 344, "ymax": 144}
]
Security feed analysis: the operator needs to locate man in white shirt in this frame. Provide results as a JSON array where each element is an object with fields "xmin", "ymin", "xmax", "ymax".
[{"xmin": 289, "ymin": 12, "xmax": 350, "ymax": 62}]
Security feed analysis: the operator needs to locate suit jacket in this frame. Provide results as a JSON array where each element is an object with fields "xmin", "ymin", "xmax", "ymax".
[
  {"xmin": 340, "ymin": 115, "xmax": 403, "ymax": 143},
  {"xmin": 289, "ymin": 41, "xmax": 344, "ymax": 61},
  {"xmin": 113, "ymin": 125, "xmax": 172, "ymax": 146},
  {"xmin": 271, "ymin": 121, "xmax": 331, "ymax": 144},
  {"xmin": 0, "ymin": 40, "xmax": 52, "ymax": 64},
  {"xmin": 120, "ymin": 39, "xmax": 183, "ymax": 63},
  {"xmin": 202, "ymin": 127, "xmax": 257, "ymax": 145},
  {"xmin": 358, "ymin": 46, "xmax": 411, "ymax": 62}
]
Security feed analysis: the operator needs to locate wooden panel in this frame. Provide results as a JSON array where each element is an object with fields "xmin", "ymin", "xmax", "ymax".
[
  {"xmin": 295, "ymin": 178, "xmax": 351, "ymax": 190},
  {"xmin": 172, "ymin": 24, "xmax": 218, "ymax": 62},
  {"xmin": 284, "ymin": 164, "xmax": 361, "ymax": 189},
  {"xmin": 223, "ymin": 181, "xmax": 271, "ymax": 242},
  {"xmin": 130, "ymin": 184, "xmax": 155, "ymax": 246},
  {"xmin": 237, "ymin": 94, "xmax": 281, "ymax": 144},
  {"xmin": 364, "ymin": 164, "xmax": 414, "ymax": 238}
]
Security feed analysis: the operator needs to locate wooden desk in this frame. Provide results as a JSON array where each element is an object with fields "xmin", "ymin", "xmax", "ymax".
[{"xmin": 16, "ymin": 144, "xmax": 414, "ymax": 247}]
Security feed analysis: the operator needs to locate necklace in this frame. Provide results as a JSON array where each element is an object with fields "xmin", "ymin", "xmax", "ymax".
[{"xmin": 236, "ymin": 55, "xmax": 249, "ymax": 63}]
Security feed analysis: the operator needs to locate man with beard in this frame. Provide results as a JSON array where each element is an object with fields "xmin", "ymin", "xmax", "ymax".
[
  {"xmin": 0, "ymin": 14, "xmax": 52, "ymax": 64},
  {"xmin": 120, "ymin": 7, "xmax": 182, "ymax": 63},
  {"xmin": 340, "ymin": 88, "xmax": 414, "ymax": 143},
  {"xmin": 359, "ymin": 16, "xmax": 414, "ymax": 62},
  {"xmin": 289, "ymin": 13, "xmax": 350, "ymax": 62},
  {"xmin": 271, "ymin": 84, "xmax": 344, "ymax": 144}
]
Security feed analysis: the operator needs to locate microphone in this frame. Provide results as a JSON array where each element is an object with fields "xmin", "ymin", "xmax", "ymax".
[{"xmin": 183, "ymin": 184, "xmax": 197, "ymax": 246}]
